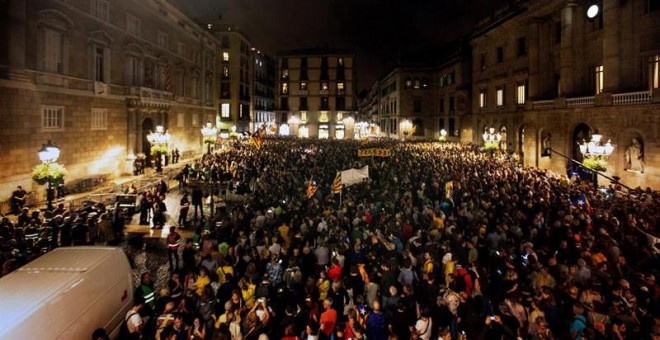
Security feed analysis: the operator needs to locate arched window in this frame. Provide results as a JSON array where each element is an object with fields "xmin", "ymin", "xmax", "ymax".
[{"xmin": 405, "ymin": 77, "xmax": 413, "ymax": 88}]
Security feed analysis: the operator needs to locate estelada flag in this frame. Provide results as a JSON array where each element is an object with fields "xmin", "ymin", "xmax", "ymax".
[
  {"xmin": 306, "ymin": 179, "xmax": 318, "ymax": 199},
  {"xmin": 331, "ymin": 172, "xmax": 342, "ymax": 193}
]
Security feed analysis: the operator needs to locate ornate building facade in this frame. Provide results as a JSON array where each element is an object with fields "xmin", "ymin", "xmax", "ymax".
[
  {"xmin": 276, "ymin": 49, "xmax": 356, "ymax": 139},
  {"xmin": 468, "ymin": 0, "xmax": 660, "ymax": 188}
]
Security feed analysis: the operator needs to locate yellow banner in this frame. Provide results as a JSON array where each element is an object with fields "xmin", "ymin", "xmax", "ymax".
[{"xmin": 357, "ymin": 148, "xmax": 392, "ymax": 157}]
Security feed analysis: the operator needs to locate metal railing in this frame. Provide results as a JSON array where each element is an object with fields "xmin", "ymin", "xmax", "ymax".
[{"xmin": 532, "ymin": 100, "xmax": 555, "ymax": 110}]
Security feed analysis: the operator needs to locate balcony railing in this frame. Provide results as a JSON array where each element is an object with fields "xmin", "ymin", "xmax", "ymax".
[
  {"xmin": 566, "ymin": 96, "xmax": 594, "ymax": 107},
  {"xmin": 533, "ymin": 100, "xmax": 555, "ymax": 110},
  {"xmin": 613, "ymin": 91, "xmax": 652, "ymax": 105}
]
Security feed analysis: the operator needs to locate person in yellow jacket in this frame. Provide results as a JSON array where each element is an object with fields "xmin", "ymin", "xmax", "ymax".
[
  {"xmin": 216, "ymin": 258, "xmax": 234, "ymax": 285},
  {"xmin": 317, "ymin": 270, "xmax": 331, "ymax": 301},
  {"xmin": 240, "ymin": 277, "xmax": 257, "ymax": 308},
  {"xmin": 193, "ymin": 267, "xmax": 211, "ymax": 297},
  {"xmin": 422, "ymin": 251, "xmax": 434, "ymax": 281}
]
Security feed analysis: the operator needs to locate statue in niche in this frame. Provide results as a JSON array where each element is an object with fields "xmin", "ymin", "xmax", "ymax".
[
  {"xmin": 624, "ymin": 138, "xmax": 644, "ymax": 173},
  {"xmin": 542, "ymin": 133, "xmax": 552, "ymax": 157}
]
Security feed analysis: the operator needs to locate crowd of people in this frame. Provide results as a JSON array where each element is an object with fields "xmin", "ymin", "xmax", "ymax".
[{"xmin": 2, "ymin": 137, "xmax": 659, "ymax": 340}]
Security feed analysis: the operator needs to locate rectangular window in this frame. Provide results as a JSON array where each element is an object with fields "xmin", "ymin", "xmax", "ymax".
[
  {"xmin": 595, "ymin": 65, "xmax": 604, "ymax": 94},
  {"xmin": 300, "ymin": 111, "xmax": 307, "ymax": 121},
  {"xmin": 650, "ymin": 0, "xmax": 660, "ymax": 12},
  {"xmin": 281, "ymin": 83, "xmax": 288, "ymax": 95},
  {"xmin": 126, "ymin": 13, "xmax": 140, "ymax": 36},
  {"xmin": 222, "ymin": 66, "xmax": 229, "ymax": 79},
  {"xmin": 94, "ymin": 47, "xmax": 104, "ymax": 82},
  {"xmin": 449, "ymin": 97, "xmax": 455, "ymax": 112},
  {"xmin": 336, "ymin": 82, "xmax": 345, "ymax": 95},
  {"xmin": 127, "ymin": 55, "xmax": 140, "ymax": 86},
  {"xmin": 652, "ymin": 55, "xmax": 659, "ymax": 89},
  {"xmin": 192, "ymin": 114, "xmax": 199, "ymax": 127},
  {"xmin": 517, "ymin": 84, "xmax": 527, "ymax": 104},
  {"xmin": 280, "ymin": 97, "xmax": 288, "ymax": 110},
  {"xmin": 42, "ymin": 106, "xmax": 64, "ymax": 130},
  {"xmin": 336, "ymin": 112, "xmax": 343, "ymax": 121},
  {"xmin": 439, "ymin": 98, "xmax": 445, "ymax": 113},
  {"xmin": 479, "ymin": 90, "xmax": 486, "ymax": 108},
  {"xmin": 336, "ymin": 97, "xmax": 345, "ymax": 110},
  {"xmin": 319, "ymin": 111, "xmax": 329, "ymax": 122},
  {"xmin": 320, "ymin": 81, "xmax": 329, "ymax": 93},
  {"xmin": 299, "ymin": 97, "xmax": 308, "ymax": 110},
  {"xmin": 91, "ymin": 0, "xmax": 109, "ymax": 21},
  {"xmin": 497, "ymin": 46, "xmax": 504, "ymax": 63},
  {"xmin": 413, "ymin": 99, "xmax": 422, "ymax": 113},
  {"xmin": 177, "ymin": 113, "xmax": 185, "ymax": 128},
  {"xmin": 480, "ymin": 53, "xmax": 486, "ymax": 70},
  {"xmin": 191, "ymin": 77, "xmax": 198, "ymax": 98},
  {"xmin": 299, "ymin": 81, "xmax": 307, "ymax": 91},
  {"xmin": 44, "ymin": 28, "xmax": 63, "ymax": 73},
  {"xmin": 177, "ymin": 71, "xmax": 185, "ymax": 95},
  {"xmin": 555, "ymin": 21, "xmax": 561, "ymax": 45},
  {"xmin": 221, "ymin": 103, "xmax": 230, "ymax": 118},
  {"xmin": 496, "ymin": 86, "xmax": 505, "ymax": 107},
  {"xmin": 221, "ymin": 35, "xmax": 229, "ymax": 48},
  {"xmin": 222, "ymin": 52, "xmax": 229, "ymax": 62},
  {"xmin": 91, "ymin": 108, "xmax": 107, "ymax": 130},
  {"xmin": 321, "ymin": 97, "xmax": 329, "ymax": 110},
  {"xmin": 517, "ymin": 37, "xmax": 527, "ymax": 57},
  {"xmin": 281, "ymin": 69, "xmax": 288, "ymax": 80},
  {"xmin": 158, "ymin": 31, "xmax": 169, "ymax": 50}
]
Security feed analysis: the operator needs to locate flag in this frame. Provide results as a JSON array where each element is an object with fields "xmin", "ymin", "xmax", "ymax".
[
  {"xmin": 331, "ymin": 172, "xmax": 342, "ymax": 193},
  {"xmin": 250, "ymin": 126, "xmax": 264, "ymax": 149},
  {"xmin": 306, "ymin": 178, "xmax": 318, "ymax": 199},
  {"xmin": 573, "ymin": 192, "xmax": 592, "ymax": 214},
  {"xmin": 164, "ymin": 64, "xmax": 172, "ymax": 92}
]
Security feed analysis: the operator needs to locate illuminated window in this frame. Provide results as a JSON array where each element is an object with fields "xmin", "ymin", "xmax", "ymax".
[
  {"xmin": 91, "ymin": 108, "xmax": 107, "ymax": 130},
  {"xmin": 479, "ymin": 90, "xmax": 486, "ymax": 108},
  {"xmin": 281, "ymin": 83, "xmax": 288, "ymax": 95},
  {"xmin": 319, "ymin": 112, "xmax": 329, "ymax": 122},
  {"xmin": 222, "ymin": 52, "xmax": 229, "ymax": 62},
  {"xmin": 413, "ymin": 79, "xmax": 420, "ymax": 89},
  {"xmin": 336, "ymin": 112, "xmax": 343, "ymax": 121},
  {"xmin": 517, "ymin": 84, "xmax": 526, "ymax": 104},
  {"xmin": 335, "ymin": 125, "xmax": 345, "ymax": 139},
  {"xmin": 281, "ymin": 69, "xmax": 289, "ymax": 80},
  {"xmin": 221, "ymin": 103, "xmax": 230, "ymax": 118},
  {"xmin": 496, "ymin": 86, "xmax": 505, "ymax": 107},
  {"xmin": 337, "ymin": 82, "xmax": 345, "ymax": 94},
  {"xmin": 405, "ymin": 78, "xmax": 412, "ymax": 88},
  {"xmin": 321, "ymin": 81, "xmax": 329, "ymax": 92},
  {"xmin": 299, "ymin": 125, "xmax": 308, "ymax": 138},
  {"xmin": 595, "ymin": 65, "xmax": 604, "ymax": 94},
  {"xmin": 42, "ymin": 106, "xmax": 64, "ymax": 130},
  {"xmin": 300, "ymin": 111, "xmax": 307, "ymax": 122},
  {"xmin": 300, "ymin": 81, "xmax": 307, "ymax": 91},
  {"xmin": 652, "ymin": 55, "xmax": 659, "ymax": 89},
  {"xmin": 319, "ymin": 124, "xmax": 329, "ymax": 139}
]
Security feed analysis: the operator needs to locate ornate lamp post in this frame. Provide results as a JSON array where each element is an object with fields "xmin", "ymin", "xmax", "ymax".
[
  {"xmin": 37, "ymin": 140, "xmax": 61, "ymax": 211},
  {"xmin": 482, "ymin": 127, "xmax": 502, "ymax": 152},
  {"xmin": 578, "ymin": 132, "xmax": 614, "ymax": 189},
  {"xmin": 200, "ymin": 122, "xmax": 217, "ymax": 154},
  {"xmin": 146, "ymin": 125, "xmax": 171, "ymax": 173},
  {"xmin": 400, "ymin": 119, "xmax": 413, "ymax": 141},
  {"xmin": 439, "ymin": 129, "xmax": 448, "ymax": 143}
]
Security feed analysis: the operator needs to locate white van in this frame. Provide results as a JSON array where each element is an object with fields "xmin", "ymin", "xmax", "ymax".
[{"xmin": 0, "ymin": 246, "xmax": 133, "ymax": 339}]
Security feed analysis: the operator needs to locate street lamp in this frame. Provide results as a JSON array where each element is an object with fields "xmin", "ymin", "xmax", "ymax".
[
  {"xmin": 439, "ymin": 129, "xmax": 448, "ymax": 142},
  {"xmin": 146, "ymin": 125, "xmax": 171, "ymax": 173},
  {"xmin": 483, "ymin": 127, "xmax": 502, "ymax": 152},
  {"xmin": 37, "ymin": 140, "xmax": 61, "ymax": 211},
  {"xmin": 200, "ymin": 122, "xmax": 217, "ymax": 154},
  {"xmin": 400, "ymin": 119, "xmax": 413, "ymax": 141},
  {"xmin": 578, "ymin": 132, "xmax": 615, "ymax": 189}
]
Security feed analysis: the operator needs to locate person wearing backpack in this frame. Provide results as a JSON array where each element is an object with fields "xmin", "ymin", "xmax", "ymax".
[{"xmin": 122, "ymin": 297, "xmax": 145, "ymax": 340}]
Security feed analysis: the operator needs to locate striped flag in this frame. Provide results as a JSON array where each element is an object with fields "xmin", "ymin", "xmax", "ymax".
[
  {"xmin": 306, "ymin": 178, "xmax": 318, "ymax": 199},
  {"xmin": 164, "ymin": 64, "xmax": 172, "ymax": 92},
  {"xmin": 331, "ymin": 172, "xmax": 342, "ymax": 193}
]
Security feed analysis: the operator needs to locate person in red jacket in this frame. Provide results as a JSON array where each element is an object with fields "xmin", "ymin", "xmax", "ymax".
[
  {"xmin": 319, "ymin": 298, "xmax": 338, "ymax": 337},
  {"xmin": 327, "ymin": 257, "xmax": 343, "ymax": 282}
]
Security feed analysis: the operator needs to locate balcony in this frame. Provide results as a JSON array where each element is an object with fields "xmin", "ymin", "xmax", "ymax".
[
  {"xmin": 612, "ymin": 91, "xmax": 652, "ymax": 105},
  {"xmin": 125, "ymin": 87, "xmax": 173, "ymax": 108},
  {"xmin": 566, "ymin": 96, "xmax": 595, "ymax": 107},
  {"xmin": 319, "ymin": 90, "xmax": 329, "ymax": 95}
]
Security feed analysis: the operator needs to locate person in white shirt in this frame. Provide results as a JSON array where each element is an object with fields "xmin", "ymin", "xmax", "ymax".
[{"xmin": 414, "ymin": 307, "xmax": 433, "ymax": 340}]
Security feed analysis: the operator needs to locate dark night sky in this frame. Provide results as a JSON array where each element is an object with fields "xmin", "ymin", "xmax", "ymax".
[{"xmin": 171, "ymin": 0, "xmax": 509, "ymax": 92}]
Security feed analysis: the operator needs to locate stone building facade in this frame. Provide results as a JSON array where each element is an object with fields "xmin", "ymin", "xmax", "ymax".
[
  {"xmin": 276, "ymin": 49, "xmax": 356, "ymax": 139},
  {"xmin": 0, "ymin": 0, "xmax": 218, "ymax": 198},
  {"xmin": 469, "ymin": 0, "xmax": 660, "ymax": 189}
]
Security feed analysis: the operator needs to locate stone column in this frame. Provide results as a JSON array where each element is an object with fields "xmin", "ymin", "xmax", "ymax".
[
  {"xmin": 560, "ymin": 2, "xmax": 577, "ymax": 96},
  {"xmin": 528, "ymin": 20, "xmax": 541, "ymax": 99},
  {"xmin": 602, "ymin": 0, "xmax": 620, "ymax": 92}
]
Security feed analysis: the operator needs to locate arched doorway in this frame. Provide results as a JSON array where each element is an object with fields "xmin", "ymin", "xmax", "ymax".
[
  {"xmin": 572, "ymin": 123, "xmax": 591, "ymax": 162},
  {"xmin": 142, "ymin": 118, "xmax": 153, "ymax": 167}
]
